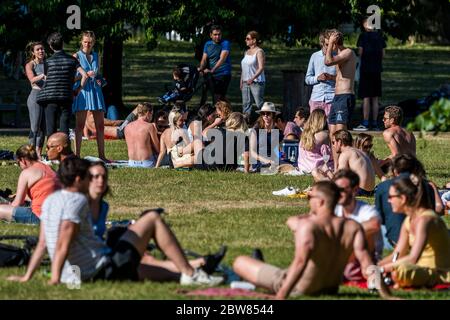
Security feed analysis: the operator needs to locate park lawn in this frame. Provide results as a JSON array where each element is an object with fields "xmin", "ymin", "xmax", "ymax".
[{"xmin": 0, "ymin": 135, "xmax": 449, "ymax": 299}]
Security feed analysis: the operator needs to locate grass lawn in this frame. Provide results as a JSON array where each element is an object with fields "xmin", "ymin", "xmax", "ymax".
[
  {"xmin": 0, "ymin": 134, "xmax": 449, "ymax": 300},
  {"xmin": 0, "ymin": 39, "xmax": 449, "ymax": 299}
]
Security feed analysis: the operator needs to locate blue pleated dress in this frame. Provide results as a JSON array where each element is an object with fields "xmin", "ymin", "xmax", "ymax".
[{"xmin": 72, "ymin": 50, "xmax": 106, "ymax": 113}]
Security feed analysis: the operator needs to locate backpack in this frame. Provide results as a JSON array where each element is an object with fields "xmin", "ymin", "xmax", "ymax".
[{"xmin": 0, "ymin": 235, "xmax": 38, "ymax": 267}]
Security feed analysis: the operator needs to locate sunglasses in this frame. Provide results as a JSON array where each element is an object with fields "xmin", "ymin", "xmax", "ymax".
[
  {"xmin": 383, "ymin": 117, "xmax": 391, "ymax": 121},
  {"xmin": 388, "ymin": 194, "xmax": 401, "ymax": 199},
  {"xmin": 307, "ymin": 194, "xmax": 321, "ymax": 201},
  {"xmin": 245, "ymin": 37, "xmax": 252, "ymax": 41},
  {"xmin": 46, "ymin": 144, "xmax": 58, "ymax": 150},
  {"xmin": 261, "ymin": 112, "xmax": 273, "ymax": 116}
]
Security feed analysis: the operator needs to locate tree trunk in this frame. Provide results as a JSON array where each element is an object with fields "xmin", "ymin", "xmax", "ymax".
[{"xmin": 102, "ymin": 37, "xmax": 125, "ymax": 114}]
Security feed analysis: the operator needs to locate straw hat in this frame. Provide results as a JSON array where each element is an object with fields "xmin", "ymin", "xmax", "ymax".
[{"xmin": 256, "ymin": 102, "xmax": 281, "ymax": 115}]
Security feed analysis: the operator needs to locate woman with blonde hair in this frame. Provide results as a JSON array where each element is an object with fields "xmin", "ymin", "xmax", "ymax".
[
  {"xmin": 0, "ymin": 145, "xmax": 59, "ymax": 224},
  {"xmin": 24, "ymin": 41, "xmax": 46, "ymax": 159},
  {"xmin": 297, "ymin": 109, "xmax": 333, "ymax": 174},
  {"xmin": 224, "ymin": 112, "xmax": 250, "ymax": 172},
  {"xmin": 202, "ymin": 100, "xmax": 232, "ymax": 135},
  {"xmin": 72, "ymin": 30, "xmax": 107, "ymax": 160}
]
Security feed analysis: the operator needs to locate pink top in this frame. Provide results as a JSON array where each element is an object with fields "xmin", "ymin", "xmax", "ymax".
[
  {"xmin": 284, "ymin": 121, "xmax": 301, "ymax": 139},
  {"xmin": 297, "ymin": 138, "xmax": 333, "ymax": 174}
]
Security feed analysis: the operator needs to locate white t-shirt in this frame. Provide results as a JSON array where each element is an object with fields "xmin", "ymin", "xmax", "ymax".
[
  {"xmin": 335, "ymin": 200, "xmax": 383, "ymax": 258},
  {"xmin": 41, "ymin": 190, "xmax": 107, "ymax": 283}
]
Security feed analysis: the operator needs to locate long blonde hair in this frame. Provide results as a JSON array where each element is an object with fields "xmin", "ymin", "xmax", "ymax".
[
  {"xmin": 226, "ymin": 112, "xmax": 248, "ymax": 132},
  {"xmin": 300, "ymin": 109, "xmax": 327, "ymax": 151}
]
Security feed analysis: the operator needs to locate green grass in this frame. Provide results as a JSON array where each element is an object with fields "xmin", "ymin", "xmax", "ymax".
[{"xmin": 0, "ymin": 135, "xmax": 449, "ymax": 299}]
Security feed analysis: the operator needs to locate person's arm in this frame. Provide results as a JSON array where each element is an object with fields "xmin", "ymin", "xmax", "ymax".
[
  {"xmin": 382, "ymin": 130, "xmax": 398, "ymax": 159},
  {"xmin": 25, "ymin": 62, "xmax": 45, "ymax": 85},
  {"xmin": 245, "ymin": 49, "xmax": 265, "ymax": 85},
  {"xmin": 211, "ymin": 50, "xmax": 229, "ymax": 74},
  {"xmin": 276, "ymin": 223, "xmax": 314, "ymax": 299},
  {"xmin": 149, "ymin": 125, "xmax": 160, "ymax": 155},
  {"xmin": 198, "ymin": 52, "xmax": 209, "ymax": 72},
  {"xmin": 7, "ymin": 222, "xmax": 47, "ymax": 282},
  {"xmin": 305, "ymin": 55, "xmax": 319, "ymax": 85},
  {"xmin": 243, "ymin": 151, "xmax": 250, "ymax": 173},
  {"xmin": 202, "ymin": 117, "xmax": 222, "ymax": 136},
  {"xmin": 429, "ymin": 181, "xmax": 444, "ymax": 215},
  {"xmin": 324, "ymin": 33, "xmax": 350, "ymax": 66},
  {"xmin": 382, "ymin": 217, "xmax": 431, "ymax": 273},
  {"xmin": 49, "ymin": 220, "xmax": 79, "ymax": 285},
  {"xmin": 155, "ymin": 134, "xmax": 167, "ymax": 168},
  {"xmin": 10, "ymin": 171, "xmax": 30, "ymax": 207},
  {"xmin": 361, "ymin": 216, "xmax": 381, "ymax": 239}
]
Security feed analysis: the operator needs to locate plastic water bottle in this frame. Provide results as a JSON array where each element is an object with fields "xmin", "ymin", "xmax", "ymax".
[{"xmin": 230, "ymin": 281, "xmax": 256, "ymax": 290}]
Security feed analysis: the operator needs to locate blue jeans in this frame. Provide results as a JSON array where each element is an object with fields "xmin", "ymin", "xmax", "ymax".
[
  {"xmin": 12, "ymin": 206, "xmax": 40, "ymax": 224},
  {"xmin": 242, "ymin": 82, "xmax": 265, "ymax": 115}
]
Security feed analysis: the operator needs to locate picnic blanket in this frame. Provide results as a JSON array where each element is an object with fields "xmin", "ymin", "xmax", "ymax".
[{"xmin": 178, "ymin": 287, "xmax": 273, "ymax": 299}]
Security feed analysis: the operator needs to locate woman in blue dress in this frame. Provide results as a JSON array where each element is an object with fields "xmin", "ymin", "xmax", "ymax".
[{"xmin": 73, "ymin": 31, "xmax": 107, "ymax": 160}]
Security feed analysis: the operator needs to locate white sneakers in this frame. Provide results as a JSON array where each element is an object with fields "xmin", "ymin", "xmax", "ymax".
[
  {"xmin": 180, "ymin": 269, "xmax": 224, "ymax": 286},
  {"xmin": 272, "ymin": 186, "xmax": 299, "ymax": 196}
]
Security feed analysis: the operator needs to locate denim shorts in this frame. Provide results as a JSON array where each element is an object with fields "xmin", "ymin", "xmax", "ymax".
[
  {"xmin": 12, "ymin": 206, "xmax": 40, "ymax": 224},
  {"xmin": 328, "ymin": 94, "xmax": 355, "ymax": 125}
]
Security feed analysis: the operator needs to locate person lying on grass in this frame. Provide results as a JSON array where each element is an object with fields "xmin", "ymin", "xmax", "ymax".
[
  {"xmin": 7, "ymin": 157, "xmax": 222, "ymax": 286},
  {"xmin": 88, "ymin": 161, "xmax": 226, "ymax": 276},
  {"xmin": 233, "ymin": 181, "xmax": 393, "ymax": 299}
]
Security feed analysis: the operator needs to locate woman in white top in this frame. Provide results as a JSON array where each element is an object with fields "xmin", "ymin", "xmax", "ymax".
[{"xmin": 240, "ymin": 31, "xmax": 265, "ymax": 116}]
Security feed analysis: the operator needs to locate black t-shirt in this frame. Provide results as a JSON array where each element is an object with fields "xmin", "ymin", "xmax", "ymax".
[{"xmin": 357, "ymin": 31, "xmax": 386, "ymax": 73}]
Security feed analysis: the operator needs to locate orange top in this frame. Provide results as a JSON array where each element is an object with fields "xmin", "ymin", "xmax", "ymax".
[{"xmin": 28, "ymin": 162, "xmax": 60, "ymax": 217}]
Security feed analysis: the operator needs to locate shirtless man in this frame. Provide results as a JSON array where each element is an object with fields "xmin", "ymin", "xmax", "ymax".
[
  {"xmin": 233, "ymin": 181, "xmax": 391, "ymax": 299},
  {"xmin": 324, "ymin": 29, "xmax": 357, "ymax": 169},
  {"xmin": 314, "ymin": 130, "xmax": 375, "ymax": 195},
  {"xmin": 124, "ymin": 103, "xmax": 160, "ymax": 168},
  {"xmin": 382, "ymin": 105, "xmax": 416, "ymax": 162},
  {"xmin": 46, "ymin": 132, "xmax": 76, "ymax": 162}
]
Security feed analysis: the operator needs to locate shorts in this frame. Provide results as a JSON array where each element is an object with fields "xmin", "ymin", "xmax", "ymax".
[
  {"xmin": 358, "ymin": 72, "xmax": 382, "ymax": 99},
  {"xmin": 94, "ymin": 239, "xmax": 142, "ymax": 281},
  {"xmin": 212, "ymin": 74, "xmax": 231, "ymax": 96},
  {"xmin": 394, "ymin": 263, "xmax": 450, "ymax": 288},
  {"xmin": 12, "ymin": 206, "xmax": 40, "ymax": 224},
  {"xmin": 128, "ymin": 156, "xmax": 156, "ymax": 168},
  {"xmin": 356, "ymin": 188, "xmax": 374, "ymax": 197},
  {"xmin": 256, "ymin": 263, "xmax": 289, "ymax": 293},
  {"xmin": 309, "ymin": 100, "xmax": 333, "ymax": 118},
  {"xmin": 328, "ymin": 94, "xmax": 355, "ymax": 125}
]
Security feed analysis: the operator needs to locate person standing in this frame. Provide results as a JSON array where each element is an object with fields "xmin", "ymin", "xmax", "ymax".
[
  {"xmin": 199, "ymin": 25, "xmax": 232, "ymax": 105},
  {"xmin": 305, "ymin": 31, "xmax": 336, "ymax": 117},
  {"xmin": 36, "ymin": 32, "xmax": 87, "ymax": 138},
  {"xmin": 354, "ymin": 18, "xmax": 386, "ymax": 131},
  {"xmin": 72, "ymin": 31, "xmax": 107, "ymax": 160},
  {"xmin": 240, "ymin": 31, "xmax": 265, "ymax": 117},
  {"xmin": 24, "ymin": 42, "xmax": 46, "ymax": 159}
]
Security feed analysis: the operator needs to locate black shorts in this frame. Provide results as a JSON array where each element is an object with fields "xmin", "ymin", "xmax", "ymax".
[
  {"xmin": 328, "ymin": 94, "xmax": 355, "ymax": 125},
  {"xmin": 212, "ymin": 74, "xmax": 231, "ymax": 96},
  {"xmin": 358, "ymin": 72, "xmax": 382, "ymax": 98},
  {"xmin": 94, "ymin": 240, "xmax": 141, "ymax": 281}
]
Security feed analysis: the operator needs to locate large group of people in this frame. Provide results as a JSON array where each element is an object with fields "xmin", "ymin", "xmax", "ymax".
[{"xmin": 1, "ymin": 22, "xmax": 449, "ymax": 299}]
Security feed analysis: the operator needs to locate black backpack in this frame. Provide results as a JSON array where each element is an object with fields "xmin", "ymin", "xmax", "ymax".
[{"xmin": 0, "ymin": 235, "xmax": 38, "ymax": 267}]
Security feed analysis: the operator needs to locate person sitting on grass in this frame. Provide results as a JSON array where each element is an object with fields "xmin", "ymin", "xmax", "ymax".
[
  {"xmin": 293, "ymin": 107, "xmax": 310, "ymax": 134},
  {"xmin": 0, "ymin": 145, "xmax": 60, "ymax": 224},
  {"xmin": 124, "ymin": 102, "xmax": 160, "ymax": 168},
  {"xmin": 46, "ymin": 132, "xmax": 76, "ymax": 162},
  {"xmin": 233, "ymin": 181, "xmax": 392, "ymax": 299},
  {"xmin": 333, "ymin": 169, "xmax": 383, "ymax": 281},
  {"xmin": 314, "ymin": 129, "xmax": 375, "ymax": 196},
  {"xmin": 7, "ymin": 157, "xmax": 223, "ymax": 286},
  {"xmin": 354, "ymin": 132, "xmax": 385, "ymax": 180},
  {"xmin": 377, "ymin": 175, "xmax": 450, "ymax": 289},
  {"xmin": 274, "ymin": 113, "xmax": 301, "ymax": 140}
]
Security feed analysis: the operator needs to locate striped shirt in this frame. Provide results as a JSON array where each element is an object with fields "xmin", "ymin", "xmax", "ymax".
[
  {"xmin": 41, "ymin": 190, "xmax": 107, "ymax": 283},
  {"xmin": 37, "ymin": 50, "xmax": 80, "ymax": 103}
]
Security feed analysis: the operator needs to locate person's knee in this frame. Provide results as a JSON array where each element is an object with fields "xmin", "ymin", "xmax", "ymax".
[
  {"xmin": 233, "ymin": 256, "xmax": 250, "ymax": 275},
  {"xmin": 139, "ymin": 210, "xmax": 163, "ymax": 226}
]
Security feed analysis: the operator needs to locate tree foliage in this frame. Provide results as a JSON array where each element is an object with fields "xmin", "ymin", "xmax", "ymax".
[{"xmin": 407, "ymin": 98, "xmax": 450, "ymax": 135}]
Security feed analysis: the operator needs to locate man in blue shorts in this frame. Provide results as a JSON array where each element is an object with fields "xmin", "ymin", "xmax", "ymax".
[
  {"xmin": 199, "ymin": 25, "xmax": 232, "ymax": 104},
  {"xmin": 324, "ymin": 29, "xmax": 357, "ymax": 168}
]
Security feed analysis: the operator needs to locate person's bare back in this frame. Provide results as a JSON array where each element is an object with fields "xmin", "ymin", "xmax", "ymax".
[
  {"xmin": 125, "ymin": 119, "xmax": 158, "ymax": 161},
  {"xmin": 383, "ymin": 125, "xmax": 416, "ymax": 158},
  {"xmin": 292, "ymin": 215, "xmax": 363, "ymax": 295},
  {"xmin": 338, "ymin": 147, "xmax": 375, "ymax": 191}
]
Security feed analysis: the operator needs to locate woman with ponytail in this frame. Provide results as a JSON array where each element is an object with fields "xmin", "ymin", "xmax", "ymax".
[
  {"xmin": 378, "ymin": 175, "xmax": 450, "ymax": 288},
  {"xmin": 0, "ymin": 145, "xmax": 60, "ymax": 224}
]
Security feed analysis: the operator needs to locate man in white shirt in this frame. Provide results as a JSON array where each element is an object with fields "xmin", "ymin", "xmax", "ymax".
[{"xmin": 333, "ymin": 169, "xmax": 382, "ymax": 281}]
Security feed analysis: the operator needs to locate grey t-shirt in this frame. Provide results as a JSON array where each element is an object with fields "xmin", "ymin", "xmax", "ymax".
[{"xmin": 41, "ymin": 190, "xmax": 107, "ymax": 283}]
